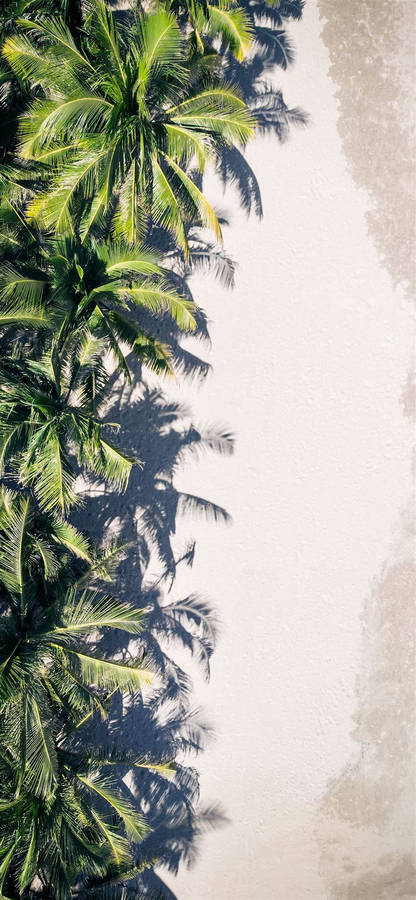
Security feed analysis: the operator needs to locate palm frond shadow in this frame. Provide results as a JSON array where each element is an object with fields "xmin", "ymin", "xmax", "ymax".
[
  {"xmin": 71, "ymin": 384, "xmax": 232, "ymax": 897},
  {"xmin": 78, "ymin": 383, "xmax": 234, "ymax": 580},
  {"xmin": 214, "ymin": 0, "xmax": 307, "ymax": 215},
  {"xmin": 70, "ymin": 684, "xmax": 226, "ymax": 898}
]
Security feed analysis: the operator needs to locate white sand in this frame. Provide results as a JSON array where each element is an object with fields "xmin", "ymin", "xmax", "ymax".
[{"xmin": 153, "ymin": 1, "xmax": 415, "ymax": 897}]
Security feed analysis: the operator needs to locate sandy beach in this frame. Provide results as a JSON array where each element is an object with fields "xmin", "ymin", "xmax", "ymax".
[{"xmin": 156, "ymin": 1, "xmax": 416, "ymax": 896}]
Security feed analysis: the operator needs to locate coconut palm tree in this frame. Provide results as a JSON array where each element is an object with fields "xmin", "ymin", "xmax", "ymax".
[
  {"xmin": 0, "ymin": 204, "xmax": 197, "ymax": 377},
  {"xmin": 0, "ymin": 338, "xmax": 137, "ymax": 513},
  {"xmin": 0, "ymin": 488, "xmax": 158, "ymax": 898},
  {"xmin": 0, "ymin": 758, "xmax": 147, "ymax": 900},
  {"xmin": 3, "ymin": 3, "xmax": 254, "ymax": 251},
  {"xmin": 0, "ymin": 488, "xmax": 153, "ymax": 744}
]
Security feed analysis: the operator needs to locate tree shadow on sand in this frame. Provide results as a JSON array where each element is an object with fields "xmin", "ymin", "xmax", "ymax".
[
  {"xmin": 71, "ymin": 3, "xmax": 306, "ymax": 893},
  {"xmin": 72, "ymin": 376, "xmax": 231, "ymax": 898},
  {"xmin": 217, "ymin": 0, "xmax": 307, "ymax": 216}
]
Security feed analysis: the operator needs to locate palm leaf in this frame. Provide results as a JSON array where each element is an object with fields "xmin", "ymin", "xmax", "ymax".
[
  {"xmin": 51, "ymin": 593, "xmax": 146, "ymax": 636},
  {"xmin": 0, "ymin": 495, "xmax": 30, "ymax": 601},
  {"xmin": 90, "ymin": 810, "xmax": 130, "ymax": 866},
  {"xmin": 124, "ymin": 285, "xmax": 196, "ymax": 331},
  {"xmin": 152, "ymin": 159, "xmax": 189, "ymax": 253},
  {"xmin": 0, "ymin": 305, "xmax": 48, "ymax": 328},
  {"xmin": 169, "ymin": 87, "xmax": 255, "ymax": 144},
  {"xmin": 205, "ymin": 4, "xmax": 253, "ymax": 60},
  {"xmin": 28, "ymin": 152, "xmax": 106, "ymax": 234},
  {"xmin": 161, "ymin": 154, "xmax": 222, "ymax": 240},
  {"xmin": 0, "ymin": 265, "xmax": 46, "ymax": 305},
  {"xmin": 25, "ymin": 695, "xmax": 58, "ymax": 798},
  {"xmin": 17, "ymin": 16, "xmax": 95, "ymax": 75},
  {"xmin": 103, "ymin": 246, "xmax": 161, "ymax": 279},
  {"xmin": 92, "ymin": 438, "xmax": 136, "ymax": 492},
  {"xmin": 0, "ymin": 840, "xmax": 20, "ymax": 894},
  {"xmin": 139, "ymin": 9, "xmax": 182, "ymax": 73},
  {"xmin": 86, "ymin": 0, "xmax": 126, "ymax": 84},
  {"xmin": 21, "ymin": 430, "xmax": 77, "ymax": 514},
  {"xmin": 77, "ymin": 774, "xmax": 148, "ymax": 842},
  {"xmin": 58, "ymin": 647, "xmax": 153, "ymax": 692},
  {"xmin": 2, "ymin": 34, "xmax": 59, "ymax": 87},
  {"xmin": 18, "ymin": 824, "xmax": 38, "ymax": 891},
  {"xmin": 50, "ymin": 518, "xmax": 92, "ymax": 562}
]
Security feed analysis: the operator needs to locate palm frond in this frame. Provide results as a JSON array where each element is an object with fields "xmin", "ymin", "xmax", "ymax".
[
  {"xmin": 124, "ymin": 285, "xmax": 196, "ymax": 331},
  {"xmin": 52, "ymin": 593, "xmax": 146, "ymax": 636},
  {"xmin": 162, "ymin": 154, "xmax": 222, "ymax": 240},
  {"xmin": 25, "ymin": 695, "xmax": 58, "ymax": 798},
  {"xmin": 17, "ymin": 16, "xmax": 95, "ymax": 75},
  {"xmin": 78, "ymin": 774, "xmax": 148, "ymax": 842},
  {"xmin": 205, "ymin": 4, "xmax": 253, "ymax": 60},
  {"xmin": 50, "ymin": 518, "xmax": 92, "ymax": 562},
  {"xmin": 92, "ymin": 438, "xmax": 136, "ymax": 492},
  {"xmin": 18, "ymin": 823, "xmax": 38, "ymax": 891},
  {"xmin": 21, "ymin": 430, "xmax": 77, "ymax": 514},
  {"xmin": 139, "ymin": 9, "xmax": 183, "ymax": 74},
  {"xmin": 59, "ymin": 647, "xmax": 153, "ymax": 693},
  {"xmin": 169, "ymin": 88, "xmax": 255, "ymax": 145},
  {"xmin": 0, "ymin": 494, "xmax": 30, "ymax": 600}
]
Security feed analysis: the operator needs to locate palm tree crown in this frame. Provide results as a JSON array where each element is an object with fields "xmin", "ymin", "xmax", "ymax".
[
  {"xmin": 3, "ymin": 3, "xmax": 254, "ymax": 250},
  {"xmin": 0, "ymin": 209, "xmax": 197, "ymax": 376},
  {"xmin": 0, "ymin": 488, "xmax": 154, "ymax": 897}
]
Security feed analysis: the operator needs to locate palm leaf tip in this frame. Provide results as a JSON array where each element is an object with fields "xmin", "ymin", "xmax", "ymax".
[
  {"xmin": 94, "ymin": 439, "xmax": 138, "ymax": 492},
  {"xmin": 78, "ymin": 774, "xmax": 149, "ymax": 841}
]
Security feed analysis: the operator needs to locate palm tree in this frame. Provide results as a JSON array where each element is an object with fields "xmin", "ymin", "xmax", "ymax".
[
  {"xmin": 0, "ymin": 340, "xmax": 137, "ymax": 513},
  {"xmin": 0, "ymin": 488, "xmax": 159, "ymax": 897},
  {"xmin": 3, "ymin": 3, "xmax": 254, "ymax": 251},
  {"xmin": 0, "ymin": 759, "xmax": 147, "ymax": 900},
  {"xmin": 0, "ymin": 205, "xmax": 197, "ymax": 377}
]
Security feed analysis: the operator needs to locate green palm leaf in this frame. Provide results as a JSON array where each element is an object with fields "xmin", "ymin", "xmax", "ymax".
[
  {"xmin": 205, "ymin": 4, "xmax": 253, "ymax": 60},
  {"xmin": 169, "ymin": 88, "xmax": 255, "ymax": 144},
  {"xmin": 0, "ymin": 265, "xmax": 46, "ymax": 304},
  {"xmin": 0, "ymin": 494, "xmax": 30, "ymax": 600},
  {"xmin": 77, "ymin": 774, "xmax": 148, "ymax": 842},
  {"xmin": 51, "ymin": 593, "xmax": 146, "ymax": 636},
  {"xmin": 25, "ymin": 695, "xmax": 58, "ymax": 798},
  {"xmin": 28, "ymin": 152, "xmax": 107, "ymax": 233},
  {"xmin": 124, "ymin": 285, "xmax": 197, "ymax": 331},
  {"xmin": 0, "ymin": 305, "xmax": 48, "ymax": 327},
  {"xmin": 138, "ymin": 8, "xmax": 182, "ymax": 73},
  {"xmin": 17, "ymin": 16, "xmax": 95, "ymax": 75},
  {"xmin": 161, "ymin": 153, "xmax": 222, "ymax": 239},
  {"xmin": 21, "ymin": 430, "xmax": 78, "ymax": 514},
  {"xmin": 91, "ymin": 438, "xmax": 136, "ymax": 492},
  {"xmin": 90, "ymin": 810, "xmax": 131, "ymax": 866},
  {"xmin": 58, "ymin": 647, "xmax": 153, "ymax": 692},
  {"xmin": 18, "ymin": 823, "xmax": 38, "ymax": 891},
  {"xmin": 50, "ymin": 518, "xmax": 92, "ymax": 562}
]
